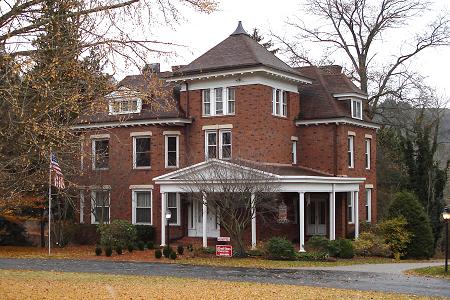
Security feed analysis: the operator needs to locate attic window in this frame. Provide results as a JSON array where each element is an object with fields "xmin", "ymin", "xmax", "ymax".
[
  {"xmin": 351, "ymin": 99, "xmax": 362, "ymax": 120},
  {"xmin": 109, "ymin": 99, "xmax": 142, "ymax": 115}
]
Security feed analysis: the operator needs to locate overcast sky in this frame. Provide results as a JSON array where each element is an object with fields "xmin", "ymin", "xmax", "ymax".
[{"xmin": 118, "ymin": 0, "xmax": 450, "ymax": 102}]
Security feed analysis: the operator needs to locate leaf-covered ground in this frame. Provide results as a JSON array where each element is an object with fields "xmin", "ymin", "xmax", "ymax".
[
  {"xmin": 406, "ymin": 266, "xmax": 450, "ymax": 279},
  {"xmin": 0, "ymin": 269, "xmax": 432, "ymax": 300},
  {"xmin": 0, "ymin": 246, "xmax": 433, "ymax": 269}
]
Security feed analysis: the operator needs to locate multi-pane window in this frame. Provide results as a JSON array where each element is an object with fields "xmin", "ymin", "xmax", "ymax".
[
  {"xmin": 215, "ymin": 88, "xmax": 223, "ymax": 115},
  {"xmin": 351, "ymin": 99, "xmax": 362, "ymax": 119},
  {"xmin": 133, "ymin": 190, "xmax": 152, "ymax": 224},
  {"xmin": 227, "ymin": 87, "xmax": 235, "ymax": 114},
  {"xmin": 165, "ymin": 135, "xmax": 179, "ymax": 168},
  {"xmin": 272, "ymin": 89, "xmax": 288, "ymax": 117},
  {"xmin": 202, "ymin": 89, "xmax": 211, "ymax": 115},
  {"xmin": 93, "ymin": 139, "xmax": 109, "ymax": 169},
  {"xmin": 347, "ymin": 192, "xmax": 354, "ymax": 224},
  {"xmin": 202, "ymin": 87, "xmax": 236, "ymax": 116},
  {"xmin": 205, "ymin": 130, "xmax": 232, "ymax": 160},
  {"xmin": 365, "ymin": 138, "xmax": 371, "ymax": 169},
  {"xmin": 167, "ymin": 193, "xmax": 179, "ymax": 225},
  {"xmin": 292, "ymin": 140, "xmax": 297, "ymax": 164},
  {"xmin": 133, "ymin": 137, "xmax": 151, "ymax": 168},
  {"xmin": 347, "ymin": 135, "xmax": 354, "ymax": 168},
  {"xmin": 365, "ymin": 189, "xmax": 372, "ymax": 222},
  {"xmin": 92, "ymin": 190, "xmax": 110, "ymax": 224},
  {"xmin": 110, "ymin": 99, "xmax": 141, "ymax": 114}
]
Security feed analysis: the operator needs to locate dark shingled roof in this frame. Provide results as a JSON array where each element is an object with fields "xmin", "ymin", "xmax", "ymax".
[
  {"xmin": 173, "ymin": 22, "xmax": 310, "ymax": 80},
  {"xmin": 296, "ymin": 65, "xmax": 370, "ymax": 121}
]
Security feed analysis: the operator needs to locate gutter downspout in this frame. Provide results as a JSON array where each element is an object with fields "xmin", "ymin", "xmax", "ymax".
[
  {"xmin": 333, "ymin": 123, "xmax": 338, "ymax": 176},
  {"xmin": 184, "ymin": 81, "xmax": 190, "ymax": 165}
]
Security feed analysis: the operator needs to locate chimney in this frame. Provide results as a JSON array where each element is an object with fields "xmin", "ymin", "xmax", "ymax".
[
  {"xmin": 318, "ymin": 65, "xmax": 342, "ymax": 74},
  {"xmin": 142, "ymin": 63, "xmax": 160, "ymax": 74},
  {"xmin": 171, "ymin": 65, "xmax": 186, "ymax": 72}
]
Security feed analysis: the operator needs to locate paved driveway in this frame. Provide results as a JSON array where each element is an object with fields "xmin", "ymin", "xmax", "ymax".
[{"xmin": 0, "ymin": 258, "xmax": 448, "ymax": 298}]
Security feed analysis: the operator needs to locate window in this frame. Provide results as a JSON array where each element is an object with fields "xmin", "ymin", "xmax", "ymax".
[
  {"xmin": 351, "ymin": 99, "xmax": 362, "ymax": 119},
  {"xmin": 165, "ymin": 135, "xmax": 179, "ymax": 168},
  {"xmin": 365, "ymin": 138, "xmax": 371, "ymax": 169},
  {"xmin": 365, "ymin": 189, "xmax": 372, "ymax": 222},
  {"xmin": 205, "ymin": 129, "xmax": 232, "ymax": 160},
  {"xmin": 347, "ymin": 135, "xmax": 354, "ymax": 168},
  {"xmin": 347, "ymin": 192, "xmax": 354, "ymax": 224},
  {"xmin": 92, "ymin": 139, "xmax": 109, "ymax": 170},
  {"xmin": 202, "ymin": 89, "xmax": 211, "ymax": 116},
  {"xmin": 133, "ymin": 136, "xmax": 151, "ymax": 168},
  {"xmin": 227, "ymin": 87, "xmax": 235, "ymax": 114},
  {"xmin": 109, "ymin": 99, "xmax": 141, "ymax": 114},
  {"xmin": 167, "ymin": 193, "xmax": 180, "ymax": 225},
  {"xmin": 215, "ymin": 88, "xmax": 223, "ymax": 115},
  {"xmin": 292, "ymin": 140, "xmax": 297, "ymax": 164},
  {"xmin": 132, "ymin": 190, "xmax": 152, "ymax": 224},
  {"xmin": 272, "ymin": 89, "xmax": 288, "ymax": 117},
  {"xmin": 92, "ymin": 190, "xmax": 110, "ymax": 224}
]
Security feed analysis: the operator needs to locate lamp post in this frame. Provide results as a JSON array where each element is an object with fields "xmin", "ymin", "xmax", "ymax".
[
  {"xmin": 165, "ymin": 210, "xmax": 172, "ymax": 248},
  {"xmin": 443, "ymin": 207, "xmax": 450, "ymax": 274}
]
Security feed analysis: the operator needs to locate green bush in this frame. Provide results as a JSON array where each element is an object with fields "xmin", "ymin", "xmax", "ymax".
[
  {"xmin": 187, "ymin": 244, "xmax": 193, "ymax": 252},
  {"xmin": 105, "ymin": 246, "xmax": 112, "ymax": 257},
  {"xmin": 163, "ymin": 246, "xmax": 173, "ymax": 258},
  {"xmin": 388, "ymin": 191, "xmax": 434, "ymax": 258},
  {"xmin": 155, "ymin": 249, "xmax": 162, "ymax": 259},
  {"xmin": 115, "ymin": 245, "xmax": 123, "ymax": 255},
  {"xmin": 377, "ymin": 217, "xmax": 411, "ymax": 259},
  {"xmin": 297, "ymin": 251, "xmax": 328, "ymax": 261},
  {"xmin": 177, "ymin": 245, "xmax": 184, "ymax": 255},
  {"xmin": 98, "ymin": 220, "xmax": 137, "ymax": 250},
  {"xmin": 305, "ymin": 236, "xmax": 330, "ymax": 253},
  {"xmin": 135, "ymin": 225, "xmax": 156, "ymax": 243},
  {"xmin": 170, "ymin": 251, "xmax": 177, "ymax": 260},
  {"xmin": 328, "ymin": 239, "xmax": 354, "ymax": 258},
  {"xmin": 353, "ymin": 232, "xmax": 391, "ymax": 257},
  {"xmin": 127, "ymin": 244, "xmax": 134, "ymax": 252},
  {"xmin": 95, "ymin": 245, "xmax": 102, "ymax": 256},
  {"xmin": 264, "ymin": 237, "xmax": 297, "ymax": 261},
  {"xmin": 137, "ymin": 241, "xmax": 145, "ymax": 251},
  {"xmin": 146, "ymin": 241, "xmax": 154, "ymax": 250}
]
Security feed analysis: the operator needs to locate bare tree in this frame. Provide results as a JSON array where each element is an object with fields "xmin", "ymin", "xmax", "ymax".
[
  {"xmin": 182, "ymin": 159, "xmax": 280, "ymax": 257},
  {"xmin": 273, "ymin": 0, "xmax": 450, "ymax": 116}
]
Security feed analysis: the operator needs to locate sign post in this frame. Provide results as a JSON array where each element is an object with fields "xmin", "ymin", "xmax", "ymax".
[{"xmin": 216, "ymin": 236, "xmax": 232, "ymax": 257}]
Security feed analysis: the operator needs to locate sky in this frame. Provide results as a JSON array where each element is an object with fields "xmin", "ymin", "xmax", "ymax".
[{"xmin": 117, "ymin": 0, "xmax": 450, "ymax": 102}]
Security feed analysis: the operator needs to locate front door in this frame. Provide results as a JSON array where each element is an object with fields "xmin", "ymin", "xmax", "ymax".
[
  {"xmin": 188, "ymin": 198, "xmax": 220, "ymax": 237},
  {"xmin": 306, "ymin": 196, "xmax": 327, "ymax": 235}
]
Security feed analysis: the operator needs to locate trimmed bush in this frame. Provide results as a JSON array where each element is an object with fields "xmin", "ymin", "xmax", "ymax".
[
  {"xmin": 353, "ymin": 231, "xmax": 391, "ymax": 257},
  {"xmin": 95, "ymin": 245, "xmax": 102, "ymax": 256},
  {"xmin": 155, "ymin": 249, "xmax": 162, "ymax": 259},
  {"xmin": 297, "ymin": 251, "xmax": 328, "ymax": 261},
  {"xmin": 146, "ymin": 241, "xmax": 154, "ymax": 250},
  {"xmin": 127, "ymin": 244, "xmax": 134, "ymax": 253},
  {"xmin": 378, "ymin": 217, "xmax": 411, "ymax": 259},
  {"xmin": 137, "ymin": 241, "xmax": 145, "ymax": 251},
  {"xmin": 98, "ymin": 220, "xmax": 137, "ymax": 250},
  {"xmin": 388, "ymin": 191, "xmax": 434, "ymax": 259},
  {"xmin": 170, "ymin": 251, "xmax": 177, "ymax": 260},
  {"xmin": 177, "ymin": 245, "xmax": 184, "ymax": 255},
  {"xmin": 163, "ymin": 246, "xmax": 173, "ymax": 258},
  {"xmin": 105, "ymin": 246, "xmax": 112, "ymax": 257},
  {"xmin": 187, "ymin": 244, "xmax": 194, "ymax": 252},
  {"xmin": 305, "ymin": 236, "xmax": 330, "ymax": 253},
  {"xmin": 115, "ymin": 245, "xmax": 123, "ymax": 255},
  {"xmin": 264, "ymin": 237, "xmax": 297, "ymax": 261},
  {"xmin": 135, "ymin": 225, "xmax": 156, "ymax": 243},
  {"xmin": 328, "ymin": 239, "xmax": 354, "ymax": 258}
]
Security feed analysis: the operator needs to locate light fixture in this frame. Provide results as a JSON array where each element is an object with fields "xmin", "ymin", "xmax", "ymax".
[{"xmin": 165, "ymin": 211, "xmax": 172, "ymax": 220}]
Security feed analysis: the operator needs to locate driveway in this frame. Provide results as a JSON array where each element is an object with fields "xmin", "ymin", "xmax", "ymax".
[{"xmin": 0, "ymin": 258, "xmax": 448, "ymax": 298}]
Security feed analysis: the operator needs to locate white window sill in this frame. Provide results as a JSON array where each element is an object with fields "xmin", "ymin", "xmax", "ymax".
[
  {"xmin": 93, "ymin": 168, "xmax": 109, "ymax": 171},
  {"xmin": 134, "ymin": 222, "xmax": 152, "ymax": 226},
  {"xmin": 348, "ymin": 166, "xmax": 354, "ymax": 169},
  {"xmin": 168, "ymin": 223, "xmax": 180, "ymax": 227},
  {"xmin": 165, "ymin": 166, "xmax": 179, "ymax": 169},
  {"xmin": 134, "ymin": 166, "xmax": 151, "ymax": 170}
]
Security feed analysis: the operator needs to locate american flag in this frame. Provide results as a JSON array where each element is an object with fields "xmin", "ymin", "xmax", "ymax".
[{"xmin": 51, "ymin": 153, "xmax": 65, "ymax": 189}]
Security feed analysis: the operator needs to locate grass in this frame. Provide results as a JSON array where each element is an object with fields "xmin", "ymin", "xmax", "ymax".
[
  {"xmin": 0, "ymin": 269, "xmax": 433, "ymax": 299},
  {"xmin": 406, "ymin": 266, "xmax": 450, "ymax": 279},
  {"xmin": 0, "ymin": 246, "xmax": 436, "ymax": 269}
]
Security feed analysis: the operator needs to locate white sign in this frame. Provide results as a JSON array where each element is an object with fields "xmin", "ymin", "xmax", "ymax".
[{"xmin": 217, "ymin": 236, "xmax": 230, "ymax": 242}]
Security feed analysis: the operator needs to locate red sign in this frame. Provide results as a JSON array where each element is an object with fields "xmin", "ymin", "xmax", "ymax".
[
  {"xmin": 216, "ymin": 245, "xmax": 233, "ymax": 257},
  {"xmin": 217, "ymin": 236, "xmax": 230, "ymax": 242}
]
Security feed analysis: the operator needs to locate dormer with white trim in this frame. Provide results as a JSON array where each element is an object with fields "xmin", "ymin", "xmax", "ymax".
[
  {"xmin": 333, "ymin": 92, "xmax": 367, "ymax": 120},
  {"xmin": 106, "ymin": 86, "xmax": 143, "ymax": 115}
]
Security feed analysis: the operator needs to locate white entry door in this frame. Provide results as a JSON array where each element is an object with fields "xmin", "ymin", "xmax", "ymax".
[
  {"xmin": 188, "ymin": 198, "xmax": 220, "ymax": 238},
  {"xmin": 306, "ymin": 197, "xmax": 327, "ymax": 235}
]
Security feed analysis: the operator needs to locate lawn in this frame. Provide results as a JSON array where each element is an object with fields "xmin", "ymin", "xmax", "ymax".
[
  {"xmin": 406, "ymin": 266, "xmax": 450, "ymax": 279},
  {"xmin": 0, "ymin": 245, "xmax": 429, "ymax": 269},
  {"xmin": 0, "ymin": 269, "xmax": 432, "ymax": 300}
]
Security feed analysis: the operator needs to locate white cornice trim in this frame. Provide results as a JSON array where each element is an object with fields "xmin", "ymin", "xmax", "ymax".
[
  {"xmin": 295, "ymin": 117, "xmax": 380, "ymax": 129},
  {"xmin": 333, "ymin": 92, "xmax": 367, "ymax": 100},
  {"xmin": 167, "ymin": 66, "xmax": 312, "ymax": 84},
  {"xmin": 72, "ymin": 118, "xmax": 192, "ymax": 130}
]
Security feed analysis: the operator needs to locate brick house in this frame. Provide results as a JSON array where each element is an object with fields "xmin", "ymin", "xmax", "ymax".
[{"xmin": 74, "ymin": 22, "xmax": 378, "ymax": 251}]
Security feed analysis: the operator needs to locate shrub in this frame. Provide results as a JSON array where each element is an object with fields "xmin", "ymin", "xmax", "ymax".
[
  {"xmin": 155, "ymin": 249, "xmax": 162, "ymax": 259},
  {"xmin": 353, "ymin": 231, "xmax": 391, "ymax": 257},
  {"xmin": 388, "ymin": 191, "xmax": 434, "ymax": 258},
  {"xmin": 72, "ymin": 224, "xmax": 99, "ymax": 245},
  {"xmin": 105, "ymin": 246, "xmax": 112, "ymax": 257},
  {"xmin": 305, "ymin": 236, "xmax": 330, "ymax": 253},
  {"xmin": 378, "ymin": 217, "xmax": 411, "ymax": 259},
  {"xmin": 146, "ymin": 241, "xmax": 154, "ymax": 250},
  {"xmin": 170, "ymin": 251, "xmax": 177, "ymax": 260},
  {"xmin": 264, "ymin": 237, "xmax": 297, "ymax": 261},
  {"xmin": 328, "ymin": 239, "xmax": 354, "ymax": 258},
  {"xmin": 115, "ymin": 245, "xmax": 123, "ymax": 255},
  {"xmin": 135, "ymin": 225, "xmax": 156, "ymax": 243},
  {"xmin": 127, "ymin": 244, "xmax": 134, "ymax": 252},
  {"xmin": 98, "ymin": 220, "xmax": 137, "ymax": 250},
  {"xmin": 0, "ymin": 216, "xmax": 30, "ymax": 246},
  {"xmin": 95, "ymin": 245, "xmax": 102, "ymax": 256},
  {"xmin": 187, "ymin": 244, "xmax": 193, "ymax": 252},
  {"xmin": 163, "ymin": 246, "xmax": 173, "ymax": 258},
  {"xmin": 297, "ymin": 251, "xmax": 328, "ymax": 261},
  {"xmin": 137, "ymin": 241, "xmax": 145, "ymax": 251},
  {"xmin": 177, "ymin": 245, "xmax": 184, "ymax": 255}
]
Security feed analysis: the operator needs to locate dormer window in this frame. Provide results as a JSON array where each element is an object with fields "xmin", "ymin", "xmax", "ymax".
[
  {"xmin": 351, "ymin": 99, "xmax": 362, "ymax": 120},
  {"xmin": 110, "ymin": 99, "xmax": 141, "ymax": 114}
]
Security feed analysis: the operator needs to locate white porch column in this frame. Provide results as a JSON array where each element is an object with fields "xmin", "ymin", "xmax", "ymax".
[
  {"xmin": 329, "ymin": 184, "xmax": 336, "ymax": 240},
  {"xmin": 298, "ymin": 192, "xmax": 305, "ymax": 252},
  {"xmin": 251, "ymin": 193, "xmax": 256, "ymax": 250},
  {"xmin": 160, "ymin": 192, "xmax": 166, "ymax": 246},
  {"xmin": 354, "ymin": 191, "xmax": 359, "ymax": 238},
  {"xmin": 202, "ymin": 193, "xmax": 207, "ymax": 248}
]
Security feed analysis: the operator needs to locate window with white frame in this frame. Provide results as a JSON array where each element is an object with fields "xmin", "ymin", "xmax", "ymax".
[
  {"xmin": 227, "ymin": 87, "xmax": 235, "ymax": 114},
  {"xmin": 92, "ymin": 190, "xmax": 110, "ymax": 224},
  {"xmin": 215, "ymin": 87, "xmax": 223, "ymax": 115},
  {"xmin": 205, "ymin": 129, "xmax": 232, "ymax": 160},
  {"xmin": 132, "ymin": 190, "xmax": 152, "ymax": 224},
  {"xmin": 351, "ymin": 99, "xmax": 362, "ymax": 119},
  {"xmin": 365, "ymin": 138, "xmax": 371, "ymax": 170},
  {"xmin": 202, "ymin": 87, "xmax": 236, "ymax": 116},
  {"xmin": 167, "ymin": 193, "xmax": 180, "ymax": 225},
  {"xmin": 365, "ymin": 188, "xmax": 372, "ymax": 222},
  {"xmin": 272, "ymin": 89, "xmax": 288, "ymax": 117},
  {"xmin": 133, "ymin": 136, "xmax": 151, "ymax": 168},
  {"xmin": 165, "ymin": 135, "xmax": 179, "ymax": 168},
  {"xmin": 292, "ymin": 140, "xmax": 297, "ymax": 164},
  {"xmin": 92, "ymin": 139, "xmax": 109, "ymax": 170},
  {"xmin": 347, "ymin": 192, "xmax": 354, "ymax": 224},
  {"xmin": 347, "ymin": 135, "xmax": 354, "ymax": 168},
  {"xmin": 202, "ymin": 89, "xmax": 211, "ymax": 115},
  {"xmin": 109, "ymin": 99, "xmax": 141, "ymax": 114}
]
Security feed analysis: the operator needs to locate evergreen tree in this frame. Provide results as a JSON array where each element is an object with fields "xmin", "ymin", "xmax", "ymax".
[{"xmin": 251, "ymin": 28, "xmax": 279, "ymax": 54}]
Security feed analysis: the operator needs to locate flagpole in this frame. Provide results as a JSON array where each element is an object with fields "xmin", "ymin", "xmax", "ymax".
[{"xmin": 48, "ymin": 149, "xmax": 52, "ymax": 255}]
